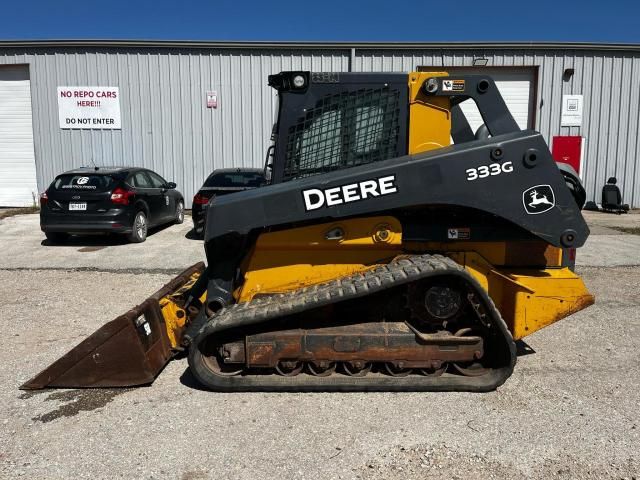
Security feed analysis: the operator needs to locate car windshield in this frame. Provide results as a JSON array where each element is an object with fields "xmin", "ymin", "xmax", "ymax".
[
  {"xmin": 53, "ymin": 174, "xmax": 115, "ymax": 192},
  {"xmin": 203, "ymin": 171, "xmax": 264, "ymax": 188}
]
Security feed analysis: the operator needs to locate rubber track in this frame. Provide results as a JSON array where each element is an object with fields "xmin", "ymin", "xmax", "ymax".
[{"xmin": 188, "ymin": 254, "xmax": 516, "ymax": 392}]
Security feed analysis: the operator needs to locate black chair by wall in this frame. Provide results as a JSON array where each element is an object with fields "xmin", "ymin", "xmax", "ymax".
[{"xmin": 601, "ymin": 177, "xmax": 630, "ymax": 214}]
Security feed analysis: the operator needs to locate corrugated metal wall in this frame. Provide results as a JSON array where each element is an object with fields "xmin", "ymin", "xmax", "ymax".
[
  {"xmin": 0, "ymin": 48, "xmax": 350, "ymax": 205},
  {"xmin": 1, "ymin": 45, "xmax": 639, "ymax": 207},
  {"xmin": 355, "ymin": 48, "xmax": 640, "ymax": 208}
]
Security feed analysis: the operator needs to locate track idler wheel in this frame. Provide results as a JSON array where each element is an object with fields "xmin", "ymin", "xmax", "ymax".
[
  {"xmin": 276, "ymin": 361, "xmax": 304, "ymax": 377},
  {"xmin": 202, "ymin": 354, "xmax": 242, "ymax": 377},
  {"xmin": 197, "ymin": 339, "xmax": 244, "ymax": 377},
  {"xmin": 343, "ymin": 361, "xmax": 372, "ymax": 377},
  {"xmin": 451, "ymin": 362, "xmax": 490, "ymax": 377},
  {"xmin": 384, "ymin": 362, "xmax": 412, "ymax": 377},
  {"xmin": 419, "ymin": 364, "xmax": 447, "ymax": 377},
  {"xmin": 308, "ymin": 362, "xmax": 336, "ymax": 377}
]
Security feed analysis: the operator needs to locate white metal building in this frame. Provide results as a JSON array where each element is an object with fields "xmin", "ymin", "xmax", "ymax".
[{"xmin": 0, "ymin": 41, "xmax": 638, "ymax": 207}]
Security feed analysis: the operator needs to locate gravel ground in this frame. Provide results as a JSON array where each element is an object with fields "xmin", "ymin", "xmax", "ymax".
[
  {"xmin": 1, "ymin": 268, "xmax": 639, "ymax": 479},
  {"xmin": 0, "ymin": 214, "xmax": 639, "ymax": 479}
]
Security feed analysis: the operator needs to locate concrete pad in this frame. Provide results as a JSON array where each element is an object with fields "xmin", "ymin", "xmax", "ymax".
[
  {"xmin": 577, "ymin": 234, "xmax": 640, "ymax": 267},
  {"xmin": 582, "ymin": 210, "xmax": 640, "ymax": 230},
  {"xmin": 0, "ymin": 213, "xmax": 204, "ymax": 272},
  {"xmin": 586, "ymin": 224, "xmax": 624, "ymax": 235}
]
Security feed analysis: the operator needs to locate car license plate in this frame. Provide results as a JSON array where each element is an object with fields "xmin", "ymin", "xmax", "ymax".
[{"xmin": 69, "ymin": 202, "xmax": 87, "ymax": 211}]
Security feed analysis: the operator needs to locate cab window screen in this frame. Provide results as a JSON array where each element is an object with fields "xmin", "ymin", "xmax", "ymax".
[
  {"xmin": 283, "ymin": 87, "xmax": 401, "ymax": 181},
  {"xmin": 354, "ymin": 106, "xmax": 385, "ymax": 154},
  {"xmin": 54, "ymin": 175, "xmax": 114, "ymax": 191}
]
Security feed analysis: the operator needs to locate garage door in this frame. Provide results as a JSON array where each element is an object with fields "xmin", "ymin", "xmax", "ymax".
[
  {"xmin": 0, "ymin": 65, "xmax": 38, "ymax": 207},
  {"xmin": 419, "ymin": 67, "xmax": 536, "ymax": 135}
]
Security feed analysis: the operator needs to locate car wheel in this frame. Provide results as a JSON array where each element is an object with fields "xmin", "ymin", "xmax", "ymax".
[
  {"xmin": 45, "ymin": 232, "xmax": 70, "ymax": 244},
  {"xmin": 175, "ymin": 200, "xmax": 185, "ymax": 224},
  {"xmin": 128, "ymin": 211, "xmax": 148, "ymax": 243}
]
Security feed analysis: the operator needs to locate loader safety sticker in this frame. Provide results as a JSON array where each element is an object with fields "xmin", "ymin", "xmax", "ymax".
[
  {"xmin": 311, "ymin": 72, "xmax": 339, "ymax": 83},
  {"xmin": 442, "ymin": 79, "xmax": 465, "ymax": 92},
  {"xmin": 135, "ymin": 314, "xmax": 152, "ymax": 336},
  {"xmin": 302, "ymin": 175, "xmax": 398, "ymax": 212},
  {"xmin": 447, "ymin": 228, "xmax": 471, "ymax": 240},
  {"xmin": 523, "ymin": 185, "xmax": 555, "ymax": 214}
]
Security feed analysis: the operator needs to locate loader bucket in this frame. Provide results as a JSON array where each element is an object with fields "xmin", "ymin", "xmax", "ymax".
[{"xmin": 20, "ymin": 262, "xmax": 206, "ymax": 390}]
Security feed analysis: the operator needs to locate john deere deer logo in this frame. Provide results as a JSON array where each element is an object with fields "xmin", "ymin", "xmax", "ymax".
[{"xmin": 523, "ymin": 185, "xmax": 555, "ymax": 214}]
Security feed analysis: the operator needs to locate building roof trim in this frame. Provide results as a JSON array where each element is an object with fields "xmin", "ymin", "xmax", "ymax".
[{"xmin": 0, "ymin": 39, "xmax": 639, "ymax": 52}]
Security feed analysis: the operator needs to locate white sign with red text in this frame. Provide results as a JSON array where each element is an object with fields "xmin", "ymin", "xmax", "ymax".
[{"xmin": 57, "ymin": 86, "xmax": 121, "ymax": 129}]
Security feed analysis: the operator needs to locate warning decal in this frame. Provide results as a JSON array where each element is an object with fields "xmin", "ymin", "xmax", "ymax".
[
  {"xmin": 442, "ymin": 80, "xmax": 465, "ymax": 92},
  {"xmin": 447, "ymin": 228, "xmax": 471, "ymax": 240}
]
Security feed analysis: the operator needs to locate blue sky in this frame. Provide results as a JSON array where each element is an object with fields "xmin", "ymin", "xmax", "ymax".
[{"xmin": 0, "ymin": 0, "xmax": 637, "ymax": 43}]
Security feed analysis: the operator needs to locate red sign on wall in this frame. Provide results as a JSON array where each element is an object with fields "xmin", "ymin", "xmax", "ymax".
[
  {"xmin": 552, "ymin": 136, "xmax": 583, "ymax": 174},
  {"xmin": 206, "ymin": 91, "xmax": 218, "ymax": 109}
]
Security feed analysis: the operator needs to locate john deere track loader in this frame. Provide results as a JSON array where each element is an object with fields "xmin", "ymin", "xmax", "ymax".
[{"xmin": 22, "ymin": 71, "xmax": 594, "ymax": 392}]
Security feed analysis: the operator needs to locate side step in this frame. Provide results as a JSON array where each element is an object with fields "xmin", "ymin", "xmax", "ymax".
[{"xmin": 20, "ymin": 262, "xmax": 205, "ymax": 390}]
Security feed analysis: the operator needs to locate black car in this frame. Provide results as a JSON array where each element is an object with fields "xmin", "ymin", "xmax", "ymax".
[
  {"xmin": 192, "ymin": 168, "xmax": 266, "ymax": 235},
  {"xmin": 40, "ymin": 167, "xmax": 185, "ymax": 243}
]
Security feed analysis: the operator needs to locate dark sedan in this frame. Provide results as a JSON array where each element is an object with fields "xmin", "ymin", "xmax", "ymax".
[
  {"xmin": 40, "ymin": 167, "xmax": 185, "ymax": 243},
  {"xmin": 192, "ymin": 168, "xmax": 266, "ymax": 236}
]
